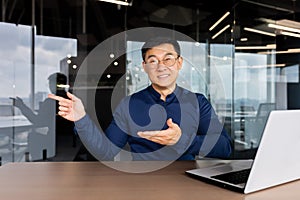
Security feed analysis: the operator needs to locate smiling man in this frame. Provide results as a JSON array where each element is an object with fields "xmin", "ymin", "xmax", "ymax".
[{"xmin": 49, "ymin": 37, "xmax": 232, "ymax": 161}]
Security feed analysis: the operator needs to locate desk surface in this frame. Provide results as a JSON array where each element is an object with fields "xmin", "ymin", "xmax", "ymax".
[{"xmin": 0, "ymin": 161, "xmax": 299, "ymax": 200}]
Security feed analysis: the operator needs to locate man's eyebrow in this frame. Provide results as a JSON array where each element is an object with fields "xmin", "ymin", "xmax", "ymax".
[
  {"xmin": 146, "ymin": 52, "xmax": 175, "ymax": 59},
  {"xmin": 164, "ymin": 52, "xmax": 175, "ymax": 56},
  {"xmin": 146, "ymin": 54, "xmax": 157, "ymax": 59}
]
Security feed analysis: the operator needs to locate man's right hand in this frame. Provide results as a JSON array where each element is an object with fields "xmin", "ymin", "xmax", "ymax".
[
  {"xmin": 10, "ymin": 97, "xmax": 25, "ymax": 108},
  {"xmin": 48, "ymin": 92, "xmax": 86, "ymax": 122}
]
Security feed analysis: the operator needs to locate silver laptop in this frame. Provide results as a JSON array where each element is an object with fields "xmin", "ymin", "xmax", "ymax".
[{"xmin": 186, "ymin": 110, "xmax": 300, "ymax": 194}]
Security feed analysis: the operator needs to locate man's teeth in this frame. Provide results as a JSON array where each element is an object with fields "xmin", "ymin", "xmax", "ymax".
[{"xmin": 158, "ymin": 74, "xmax": 169, "ymax": 78}]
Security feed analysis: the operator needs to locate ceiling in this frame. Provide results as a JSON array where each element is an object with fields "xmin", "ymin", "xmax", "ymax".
[{"xmin": 2, "ymin": 0, "xmax": 300, "ymax": 48}]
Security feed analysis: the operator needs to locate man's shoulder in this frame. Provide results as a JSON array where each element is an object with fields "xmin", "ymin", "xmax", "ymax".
[
  {"xmin": 176, "ymin": 86, "xmax": 205, "ymax": 98},
  {"xmin": 117, "ymin": 87, "xmax": 149, "ymax": 105},
  {"xmin": 129, "ymin": 87, "xmax": 149, "ymax": 98}
]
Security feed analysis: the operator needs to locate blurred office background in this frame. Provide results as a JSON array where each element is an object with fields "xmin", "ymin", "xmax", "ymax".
[{"xmin": 0, "ymin": 0, "xmax": 300, "ymax": 165}]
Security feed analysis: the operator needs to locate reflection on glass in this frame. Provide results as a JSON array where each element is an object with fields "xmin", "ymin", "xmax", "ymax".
[
  {"xmin": 232, "ymin": 52, "xmax": 277, "ymax": 151},
  {"xmin": 0, "ymin": 22, "xmax": 77, "ymax": 165}
]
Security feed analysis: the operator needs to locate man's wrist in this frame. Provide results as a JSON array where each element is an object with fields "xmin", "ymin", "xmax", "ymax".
[{"xmin": 76, "ymin": 112, "xmax": 86, "ymax": 122}]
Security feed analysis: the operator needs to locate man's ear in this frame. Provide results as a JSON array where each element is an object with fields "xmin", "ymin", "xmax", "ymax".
[
  {"xmin": 177, "ymin": 56, "xmax": 183, "ymax": 70},
  {"xmin": 142, "ymin": 61, "xmax": 148, "ymax": 72}
]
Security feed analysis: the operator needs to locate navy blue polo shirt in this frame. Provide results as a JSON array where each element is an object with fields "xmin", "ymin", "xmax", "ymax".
[{"xmin": 75, "ymin": 85, "xmax": 232, "ymax": 161}]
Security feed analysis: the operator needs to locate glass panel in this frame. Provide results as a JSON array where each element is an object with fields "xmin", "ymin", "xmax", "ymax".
[
  {"xmin": 0, "ymin": 23, "xmax": 31, "ymax": 165},
  {"xmin": 234, "ymin": 53, "xmax": 276, "ymax": 150},
  {"xmin": 0, "ymin": 23, "xmax": 77, "ymax": 164},
  {"xmin": 209, "ymin": 44, "xmax": 234, "ymax": 139},
  {"xmin": 126, "ymin": 41, "xmax": 148, "ymax": 95},
  {"xmin": 231, "ymin": 1, "xmax": 294, "ymax": 158},
  {"xmin": 29, "ymin": 35, "xmax": 77, "ymax": 161}
]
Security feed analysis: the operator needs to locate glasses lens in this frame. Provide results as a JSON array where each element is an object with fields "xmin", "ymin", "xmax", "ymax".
[
  {"xmin": 145, "ymin": 55, "xmax": 178, "ymax": 68},
  {"xmin": 163, "ymin": 55, "xmax": 176, "ymax": 67},
  {"xmin": 145, "ymin": 57, "xmax": 159, "ymax": 68}
]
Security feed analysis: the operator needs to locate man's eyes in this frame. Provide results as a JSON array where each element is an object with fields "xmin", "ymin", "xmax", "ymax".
[
  {"xmin": 164, "ymin": 57, "xmax": 172, "ymax": 61},
  {"xmin": 147, "ymin": 57, "xmax": 173, "ymax": 62},
  {"xmin": 148, "ymin": 59, "xmax": 158, "ymax": 64}
]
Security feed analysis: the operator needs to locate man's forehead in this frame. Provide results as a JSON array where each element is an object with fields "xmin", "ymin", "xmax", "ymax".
[{"xmin": 145, "ymin": 44, "xmax": 177, "ymax": 56}]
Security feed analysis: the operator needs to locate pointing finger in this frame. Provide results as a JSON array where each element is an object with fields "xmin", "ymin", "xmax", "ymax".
[{"xmin": 48, "ymin": 94, "xmax": 64, "ymax": 101}]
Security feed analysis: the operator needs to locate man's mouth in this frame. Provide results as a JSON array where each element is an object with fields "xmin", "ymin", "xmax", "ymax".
[{"xmin": 157, "ymin": 74, "xmax": 170, "ymax": 78}]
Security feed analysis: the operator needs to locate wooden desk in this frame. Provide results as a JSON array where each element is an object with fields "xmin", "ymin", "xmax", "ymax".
[{"xmin": 0, "ymin": 161, "xmax": 299, "ymax": 200}]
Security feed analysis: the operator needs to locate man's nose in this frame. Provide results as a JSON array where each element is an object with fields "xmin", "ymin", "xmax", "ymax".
[{"xmin": 156, "ymin": 62, "xmax": 168, "ymax": 70}]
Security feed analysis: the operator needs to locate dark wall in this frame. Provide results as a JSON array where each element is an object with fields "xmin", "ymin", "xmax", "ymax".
[{"xmin": 276, "ymin": 36, "xmax": 300, "ymax": 109}]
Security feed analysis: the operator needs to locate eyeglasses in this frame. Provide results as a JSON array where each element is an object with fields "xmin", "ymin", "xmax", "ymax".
[{"xmin": 144, "ymin": 55, "xmax": 180, "ymax": 69}]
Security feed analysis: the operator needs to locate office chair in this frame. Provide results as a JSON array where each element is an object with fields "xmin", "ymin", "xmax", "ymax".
[{"xmin": 244, "ymin": 103, "xmax": 276, "ymax": 149}]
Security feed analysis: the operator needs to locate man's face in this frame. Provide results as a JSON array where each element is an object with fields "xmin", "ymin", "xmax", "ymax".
[{"xmin": 142, "ymin": 43, "xmax": 183, "ymax": 92}]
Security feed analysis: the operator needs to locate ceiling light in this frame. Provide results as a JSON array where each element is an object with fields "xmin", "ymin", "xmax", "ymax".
[
  {"xmin": 211, "ymin": 24, "xmax": 230, "ymax": 39},
  {"xmin": 268, "ymin": 64, "xmax": 286, "ymax": 68},
  {"xmin": 275, "ymin": 19, "xmax": 300, "ymax": 28},
  {"xmin": 244, "ymin": 27, "xmax": 276, "ymax": 37},
  {"xmin": 268, "ymin": 24, "xmax": 300, "ymax": 34},
  {"xmin": 258, "ymin": 48, "xmax": 300, "ymax": 54},
  {"xmin": 281, "ymin": 31, "xmax": 300, "ymax": 38},
  {"xmin": 287, "ymin": 48, "xmax": 300, "ymax": 53},
  {"xmin": 98, "ymin": 0, "xmax": 132, "ymax": 6},
  {"xmin": 57, "ymin": 84, "xmax": 70, "ymax": 89},
  {"xmin": 209, "ymin": 12, "xmax": 230, "ymax": 31},
  {"xmin": 235, "ymin": 44, "xmax": 276, "ymax": 50},
  {"xmin": 251, "ymin": 64, "xmax": 286, "ymax": 68},
  {"xmin": 241, "ymin": 0, "xmax": 294, "ymax": 13}
]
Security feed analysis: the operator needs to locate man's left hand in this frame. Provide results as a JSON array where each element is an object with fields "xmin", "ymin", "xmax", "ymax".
[{"xmin": 137, "ymin": 118, "xmax": 182, "ymax": 145}]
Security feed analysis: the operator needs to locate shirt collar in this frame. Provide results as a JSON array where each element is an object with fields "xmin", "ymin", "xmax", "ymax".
[{"xmin": 147, "ymin": 85, "xmax": 179, "ymax": 103}]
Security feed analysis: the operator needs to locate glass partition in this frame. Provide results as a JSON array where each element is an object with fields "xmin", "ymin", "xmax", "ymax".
[{"xmin": 0, "ymin": 22, "xmax": 76, "ymax": 165}]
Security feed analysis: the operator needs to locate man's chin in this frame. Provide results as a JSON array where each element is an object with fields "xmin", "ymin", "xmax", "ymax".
[{"xmin": 152, "ymin": 83, "xmax": 175, "ymax": 90}]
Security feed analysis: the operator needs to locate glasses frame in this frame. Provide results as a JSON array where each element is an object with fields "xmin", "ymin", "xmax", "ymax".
[{"xmin": 144, "ymin": 55, "xmax": 180, "ymax": 69}]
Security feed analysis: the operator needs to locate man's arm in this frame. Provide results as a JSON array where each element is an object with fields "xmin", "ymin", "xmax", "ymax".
[
  {"xmin": 75, "ymin": 114, "xmax": 128, "ymax": 160},
  {"xmin": 48, "ymin": 92, "xmax": 127, "ymax": 160},
  {"xmin": 187, "ymin": 95, "xmax": 232, "ymax": 158}
]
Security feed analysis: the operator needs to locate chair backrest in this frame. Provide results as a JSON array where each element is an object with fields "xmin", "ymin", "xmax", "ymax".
[
  {"xmin": 239, "ymin": 105, "xmax": 255, "ymax": 112},
  {"xmin": 256, "ymin": 103, "xmax": 276, "ymax": 123},
  {"xmin": 243, "ymin": 103, "xmax": 276, "ymax": 149}
]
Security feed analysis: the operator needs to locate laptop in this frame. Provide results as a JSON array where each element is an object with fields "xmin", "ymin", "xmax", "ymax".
[{"xmin": 186, "ymin": 109, "xmax": 300, "ymax": 194}]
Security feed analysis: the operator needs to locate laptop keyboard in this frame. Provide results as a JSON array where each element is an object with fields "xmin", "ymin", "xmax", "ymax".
[{"xmin": 211, "ymin": 168, "xmax": 251, "ymax": 184}]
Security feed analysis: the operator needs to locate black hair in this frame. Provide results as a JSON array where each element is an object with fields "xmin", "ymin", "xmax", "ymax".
[
  {"xmin": 48, "ymin": 72, "xmax": 67, "ymax": 85},
  {"xmin": 48, "ymin": 72, "xmax": 68, "ymax": 95},
  {"xmin": 141, "ymin": 37, "xmax": 181, "ymax": 61}
]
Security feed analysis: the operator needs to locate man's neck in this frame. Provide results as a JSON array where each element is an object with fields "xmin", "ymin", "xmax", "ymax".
[{"xmin": 151, "ymin": 84, "xmax": 176, "ymax": 101}]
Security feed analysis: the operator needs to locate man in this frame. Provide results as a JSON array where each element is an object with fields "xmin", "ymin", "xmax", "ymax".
[
  {"xmin": 12, "ymin": 73, "xmax": 76, "ymax": 160},
  {"xmin": 49, "ymin": 37, "xmax": 232, "ymax": 161}
]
